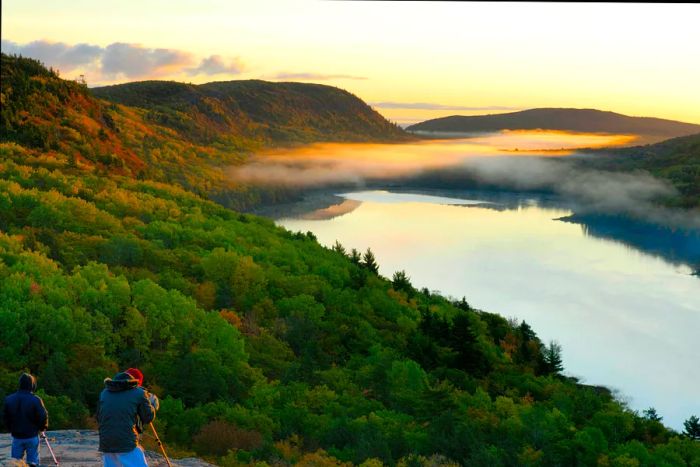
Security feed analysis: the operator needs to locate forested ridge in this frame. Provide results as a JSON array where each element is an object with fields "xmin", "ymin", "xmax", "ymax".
[
  {"xmin": 2, "ymin": 54, "xmax": 700, "ymax": 466},
  {"xmin": 406, "ymin": 108, "xmax": 700, "ymax": 140},
  {"xmin": 0, "ymin": 53, "xmax": 407, "ymax": 210},
  {"xmin": 92, "ymin": 80, "xmax": 409, "ymax": 145},
  {"xmin": 575, "ymin": 133, "xmax": 700, "ymax": 209}
]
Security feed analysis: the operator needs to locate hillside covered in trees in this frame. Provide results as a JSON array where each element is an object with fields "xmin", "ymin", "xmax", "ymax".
[
  {"xmin": 574, "ymin": 133, "xmax": 700, "ymax": 209},
  {"xmin": 92, "ymin": 80, "xmax": 408, "ymax": 145},
  {"xmin": 2, "ymin": 54, "xmax": 700, "ymax": 466},
  {"xmin": 0, "ymin": 53, "xmax": 407, "ymax": 203},
  {"xmin": 407, "ymin": 108, "xmax": 700, "ymax": 141}
]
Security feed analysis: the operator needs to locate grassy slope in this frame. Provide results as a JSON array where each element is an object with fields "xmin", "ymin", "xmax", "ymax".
[{"xmin": 407, "ymin": 108, "xmax": 700, "ymax": 139}]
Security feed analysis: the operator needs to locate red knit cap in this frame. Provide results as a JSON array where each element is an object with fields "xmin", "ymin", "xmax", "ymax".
[{"xmin": 125, "ymin": 368, "xmax": 144, "ymax": 387}]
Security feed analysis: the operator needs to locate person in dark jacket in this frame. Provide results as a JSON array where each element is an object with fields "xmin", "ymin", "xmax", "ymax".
[
  {"xmin": 97, "ymin": 369, "xmax": 159, "ymax": 467},
  {"xmin": 2, "ymin": 373, "xmax": 49, "ymax": 467}
]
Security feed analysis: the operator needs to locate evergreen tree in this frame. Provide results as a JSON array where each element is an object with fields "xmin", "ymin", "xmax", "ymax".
[
  {"xmin": 332, "ymin": 240, "xmax": 347, "ymax": 256},
  {"xmin": 392, "ymin": 270, "xmax": 412, "ymax": 294},
  {"xmin": 684, "ymin": 415, "xmax": 700, "ymax": 440},
  {"xmin": 362, "ymin": 248, "xmax": 379, "ymax": 273},
  {"xmin": 643, "ymin": 407, "xmax": 663, "ymax": 422},
  {"xmin": 519, "ymin": 321, "xmax": 537, "ymax": 341},
  {"xmin": 542, "ymin": 340, "xmax": 564, "ymax": 374},
  {"xmin": 349, "ymin": 248, "xmax": 362, "ymax": 265},
  {"xmin": 454, "ymin": 297, "xmax": 471, "ymax": 311}
]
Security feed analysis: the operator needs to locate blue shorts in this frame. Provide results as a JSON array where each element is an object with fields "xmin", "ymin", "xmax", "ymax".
[{"xmin": 11, "ymin": 436, "xmax": 40, "ymax": 466}]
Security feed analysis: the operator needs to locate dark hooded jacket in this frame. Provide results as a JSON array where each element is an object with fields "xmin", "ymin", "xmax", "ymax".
[
  {"xmin": 97, "ymin": 372, "xmax": 157, "ymax": 453},
  {"xmin": 3, "ymin": 373, "xmax": 49, "ymax": 438}
]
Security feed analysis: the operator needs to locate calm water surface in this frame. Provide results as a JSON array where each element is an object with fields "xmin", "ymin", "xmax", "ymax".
[{"xmin": 278, "ymin": 190, "xmax": 700, "ymax": 430}]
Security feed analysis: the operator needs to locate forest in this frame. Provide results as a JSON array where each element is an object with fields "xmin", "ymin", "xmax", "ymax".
[
  {"xmin": 1, "ymin": 54, "xmax": 700, "ymax": 466},
  {"xmin": 576, "ymin": 133, "xmax": 700, "ymax": 209}
]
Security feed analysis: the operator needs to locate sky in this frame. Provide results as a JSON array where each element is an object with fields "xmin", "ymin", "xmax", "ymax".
[{"xmin": 2, "ymin": 1, "xmax": 700, "ymax": 125}]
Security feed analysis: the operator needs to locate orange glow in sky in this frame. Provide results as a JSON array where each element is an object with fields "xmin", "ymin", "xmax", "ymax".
[{"xmin": 2, "ymin": 1, "xmax": 699, "ymax": 124}]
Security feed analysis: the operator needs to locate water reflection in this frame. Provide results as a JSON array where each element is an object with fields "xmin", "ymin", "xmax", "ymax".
[
  {"xmin": 299, "ymin": 199, "xmax": 362, "ymax": 220},
  {"xmin": 290, "ymin": 189, "xmax": 700, "ymax": 271},
  {"xmin": 278, "ymin": 190, "xmax": 700, "ymax": 430},
  {"xmin": 562, "ymin": 213, "xmax": 700, "ymax": 272}
]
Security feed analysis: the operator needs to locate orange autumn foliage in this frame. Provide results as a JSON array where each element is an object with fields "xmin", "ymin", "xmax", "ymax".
[{"xmin": 220, "ymin": 309, "xmax": 243, "ymax": 330}]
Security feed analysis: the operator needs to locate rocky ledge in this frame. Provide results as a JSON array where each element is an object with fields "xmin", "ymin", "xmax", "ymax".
[{"xmin": 0, "ymin": 430, "xmax": 214, "ymax": 466}]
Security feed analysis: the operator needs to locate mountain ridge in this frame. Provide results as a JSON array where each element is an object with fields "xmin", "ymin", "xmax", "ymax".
[
  {"xmin": 92, "ymin": 79, "xmax": 409, "ymax": 145},
  {"xmin": 0, "ymin": 52, "xmax": 408, "ymax": 198},
  {"xmin": 407, "ymin": 108, "xmax": 700, "ymax": 140}
]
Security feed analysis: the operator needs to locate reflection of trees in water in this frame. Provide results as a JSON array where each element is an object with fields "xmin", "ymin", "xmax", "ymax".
[
  {"xmin": 378, "ymin": 188, "xmax": 700, "ymax": 273},
  {"xmin": 269, "ymin": 186, "xmax": 700, "ymax": 275},
  {"xmin": 560, "ymin": 213, "xmax": 700, "ymax": 273},
  {"xmin": 300, "ymin": 199, "xmax": 362, "ymax": 220}
]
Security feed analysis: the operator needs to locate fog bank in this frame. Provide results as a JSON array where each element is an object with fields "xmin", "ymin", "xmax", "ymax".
[{"xmin": 227, "ymin": 136, "xmax": 699, "ymax": 230}]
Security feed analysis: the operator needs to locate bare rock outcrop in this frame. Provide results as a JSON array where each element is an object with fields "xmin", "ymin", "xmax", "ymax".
[{"xmin": 0, "ymin": 431, "xmax": 214, "ymax": 467}]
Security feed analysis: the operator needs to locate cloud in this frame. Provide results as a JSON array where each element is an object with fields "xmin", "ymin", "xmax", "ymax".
[
  {"xmin": 101, "ymin": 42, "xmax": 195, "ymax": 79},
  {"xmin": 188, "ymin": 55, "xmax": 243, "ymax": 75},
  {"xmin": 1, "ymin": 39, "xmax": 244, "ymax": 82},
  {"xmin": 370, "ymin": 101, "xmax": 521, "ymax": 111},
  {"xmin": 270, "ymin": 72, "xmax": 367, "ymax": 81},
  {"xmin": 1, "ymin": 39, "xmax": 102, "ymax": 72}
]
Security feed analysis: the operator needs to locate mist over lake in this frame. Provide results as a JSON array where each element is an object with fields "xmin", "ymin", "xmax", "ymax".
[{"xmin": 232, "ymin": 132, "xmax": 700, "ymax": 230}]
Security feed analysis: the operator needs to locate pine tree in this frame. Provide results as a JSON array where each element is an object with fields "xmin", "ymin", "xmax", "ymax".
[
  {"xmin": 684, "ymin": 415, "xmax": 700, "ymax": 440},
  {"xmin": 349, "ymin": 248, "xmax": 362, "ymax": 265},
  {"xmin": 392, "ymin": 270, "xmax": 412, "ymax": 293},
  {"xmin": 362, "ymin": 248, "xmax": 379, "ymax": 273},
  {"xmin": 454, "ymin": 297, "xmax": 471, "ymax": 311},
  {"xmin": 519, "ymin": 321, "xmax": 536, "ymax": 342},
  {"xmin": 543, "ymin": 340, "xmax": 564, "ymax": 374},
  {"xmin": 332, "ymin": 240, "xmax": 347, "ymax": 256},
  {"xmin": 643, "ymin": 407, "xmax": 663, "ymax": 422}
]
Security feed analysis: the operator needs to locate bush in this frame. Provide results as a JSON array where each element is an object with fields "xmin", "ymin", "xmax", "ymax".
[{"xmin": 193, "ymin": 420, "xmax": 264, "ymax": 456}]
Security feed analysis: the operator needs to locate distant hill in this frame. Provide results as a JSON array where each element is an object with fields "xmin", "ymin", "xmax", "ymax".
[
  {"xmin": 0, "ymin": 52, "xmax": 407, "ymax": 194},
  {"xmin": 92, "ymin": 79, "xmax": 408, "ymax": 145},
  {"xmin": 0, "ymin": 52, "xmax": 146, "ymax": 174},
  {"xmin": 407, "ymin": 108, "xmax": 700, "ymax": 140},
  {"xmin": 574, "ymin": 132, "xmax": 700, "ymax": 208}
]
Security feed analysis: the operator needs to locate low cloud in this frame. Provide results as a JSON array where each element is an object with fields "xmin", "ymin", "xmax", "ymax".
[
  {"xmin": 1, "ymin": 39, "xmax": 244, "ymax": 82},
  {"xmin": 101, "ymin": 42, "xmax": 194, "ymax": 79},
  {"xmin": 455, "ymin": 156, "xmax": 699, "ymax": 229},
  {"xmin": 370, "ymin": 101, "xmax": 520, "ymax": 111},
  {"xmin": 227, "ymin": 141, "xmax": 700, "ymax": 230},
  {"xmin": 188, "ymin": 55, "xmax": 244, "ymax": 75},
  {"xmin": 1, "ymin": 39, "xmax": 102, "ymax": 72},
  {"xmin": 271, "ymin": 72, "xmax": 367, "ymax": 81}
]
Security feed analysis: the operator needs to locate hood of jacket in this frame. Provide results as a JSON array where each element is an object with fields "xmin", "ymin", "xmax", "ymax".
[
  {"xmin": 19, "ymin": 373, "xmax": 37, "ymax": 392},
  {"xmin": 104, "ymin": 372, "xmax": 139, "ymax": 392}
]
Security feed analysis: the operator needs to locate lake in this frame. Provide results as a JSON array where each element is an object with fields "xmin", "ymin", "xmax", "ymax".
[{"xmin": 276, "ymin": 188, "xmax": 700, "ymax": 431}]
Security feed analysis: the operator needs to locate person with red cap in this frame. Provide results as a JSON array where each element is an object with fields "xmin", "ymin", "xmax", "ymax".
[
  {"xmin": 125, "ymin": 368, "xmax": 144, "ymax": 387},
  {"xmin": 97, "ymin": 368, "xmax": 159, "ymax": 466}
]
